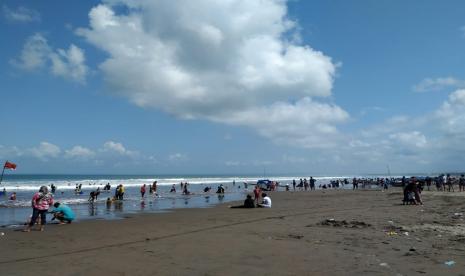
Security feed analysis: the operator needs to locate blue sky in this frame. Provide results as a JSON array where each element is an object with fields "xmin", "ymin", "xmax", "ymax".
[{"xmin": 1, "ymin": 0, "xmax": 465, "ymax": 175}]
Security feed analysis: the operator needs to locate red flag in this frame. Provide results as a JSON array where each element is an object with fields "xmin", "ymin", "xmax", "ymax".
[{"xmin": 4, "ymin": 161, "xmax": 17, "ymax": 170}]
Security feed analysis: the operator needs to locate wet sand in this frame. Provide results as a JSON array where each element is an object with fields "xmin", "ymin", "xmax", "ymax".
[{"xmin": 1, "ymin": 189, "xmax": 464, "ymax": 275}]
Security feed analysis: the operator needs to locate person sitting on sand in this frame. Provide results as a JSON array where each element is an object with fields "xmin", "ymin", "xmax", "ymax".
[
  {"xmin": 204, "ymin": 186, "xmax": 212, "ymax": 193},
  {"xmin": 51, "ymin": 202, "xmax": 75, "ymax": 224},
  {"xmin": 230, "ymin": 195, "xmax": 255, "ymax": 208},
  {"xmin": 257, "ymin": 193, "xmax": 272, "ymax": 208}
]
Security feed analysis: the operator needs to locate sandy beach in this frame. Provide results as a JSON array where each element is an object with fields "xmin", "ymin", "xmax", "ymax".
[{"xmin": 1, "ymin": 188, "xmax": 464, "ymax": 276}]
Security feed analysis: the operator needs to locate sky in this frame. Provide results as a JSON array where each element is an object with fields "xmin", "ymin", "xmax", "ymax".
[{"xmin": 1, "ymin": 0, "xmax": 465, "ymax": 175}]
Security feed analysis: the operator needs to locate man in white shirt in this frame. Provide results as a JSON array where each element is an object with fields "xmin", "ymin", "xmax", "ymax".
[{"xmin": 258, "ymin": 193, "xmax": 272, "ymax": 208}]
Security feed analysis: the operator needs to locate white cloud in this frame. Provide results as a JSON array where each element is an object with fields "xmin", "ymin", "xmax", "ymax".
[
  {"xmin": 3, "ymin": 5, "xmax": 40, "ymax": 23},
  {"xmin": 50, "ymin": 44, "xmax": 88, "ymax": 83},
  {"xmin": 76, "ymin": 1, "xmax": 346, "ymax": 148},
  {"xmin": 12, "ymin": 33, "xmax": 88, "ymax": 83},
  {"xmin": 11, "ymin": 33, "xmax": 50, "ymax": 70},
  {"xmin": 168, "ymin": 153, "xmax": 188, "ymax": 162},
  {"xmin": 389, "ymin": 131, "xmax": 427, "ymax": 148},
  {"xmin": 0, "ymin": 145, "xmax": 23, "ymax": 158},
  {"xmin": 101, "ymin": 141, "xmax": 138, "ymax": 157},
  {"xmin": 65, "ymin": 146, "xmax": 96, "ymax": 159},
  {"xmin": 435, "ymin": 89, "xmax": 465, "ymax": 135},
  {"xmin": 28, "ymin": 142, "xmax": 61, "ymax": 160},
  {"xmin": 413, "ymin": 77, "xmax": 465, "ymax": 92}
]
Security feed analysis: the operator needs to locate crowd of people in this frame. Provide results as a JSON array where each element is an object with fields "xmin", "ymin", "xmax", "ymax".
[{"xmin": 15, "ymin": 173, "xmax": 465, "ymax": 232}]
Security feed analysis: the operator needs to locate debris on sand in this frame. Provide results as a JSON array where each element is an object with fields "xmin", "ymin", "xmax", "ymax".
[{"xmin": 317, "ymin": 219, "xmax": 371, "ymax": 228}]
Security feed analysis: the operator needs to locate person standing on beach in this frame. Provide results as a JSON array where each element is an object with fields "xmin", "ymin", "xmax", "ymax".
[
  {"xmin": 442, "ymin": 174, "xmax": 447, "ymax": 191},
  {"xmin": 310, "ymin": 177, "xmax": 316, "ymax": 190},
  {"xmin": 446, "ymin": 174, "xmax": 454, "ymax": 192},
  {"xmin": 253, "ymin": 185, "xmax": 261, "ymax": 204},
  {"xmin": 119, "ymin": 184, "xmax": 125, "ymax": 200},
  {"xmin": 152, "ymin": 181, "xmax": 158, "ymax": 195},
  {"xmin": 115, "ymin": 185, "xmax": 120, "ymax": 199},
  {"xmin": 141, "ymin": 184, "xmax": 146, "ymax": 198},
  {"xmin": 292, "ymin": 179, "xmax": 296, "ymax": 191},
  {"xmin": 459, "ymin": 175, "xmax": 465, "ymax": 192},
  {"xmin": 413, "ymin": 178, "xmax": 423, "ymax": 205},
  {"xmin": 352, "ymin": 178, "xmax": 358, "ymax": 190},
  {"xmin": 24, "ymin": 186, "xmax": 53, "ymax": 232}
]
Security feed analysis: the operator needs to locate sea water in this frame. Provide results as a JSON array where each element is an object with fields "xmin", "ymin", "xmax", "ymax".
[{"xmin": 0, "ymin": 174, "xmax": 378, "ymax": 227}]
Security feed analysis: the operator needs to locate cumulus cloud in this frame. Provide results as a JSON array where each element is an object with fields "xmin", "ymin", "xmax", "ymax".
[
  {"xmin": 11, "ymin": 33, "xmax": 50, "ymax": 70},
  {"xmin": 76, "ymin": 1, "xmax": 346, "ymax": 148},
  {"xmin": 28, "ymin": 142, "xmax": 61, "ymax": 161},
  {"xmin": 413, "ymin": 77, "xmax": 465, "ymax": 92},
  {"xmin": 343, "ymin": 87, "xmax": 465, "ymax": 171},
  {"xmin": 49, "ymin": 44, "xmax": 88, "ymax": 83},
  {"xmin": 12, "ymin": 33, "xmax": 88, "ymax": 83},
  {"xmin": 65, "ymin": 146, "xmax": 96, "ymax": 159},
  {"xmin": 435, "ymin": 89, "xmax": 465, "ymax": 135},
  {"xmin": 0, "ymin": 141, "xmax": 147, "ymax": 166},
  {"xmin": 3, "ymin": 5, "xmax": 40, "ymax": 23},
  {"xmin": 0, "ymin": 145, "xmax": 23, "ymax": 158},
  {"xmin": 101, "ymin": 141, "xmax": 139, "ymax": 157}
]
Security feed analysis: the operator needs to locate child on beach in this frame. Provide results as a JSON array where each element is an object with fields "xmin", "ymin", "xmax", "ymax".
[{"xmin": 253, "ymin": 185, "xmax": 261, "ymax": 204}]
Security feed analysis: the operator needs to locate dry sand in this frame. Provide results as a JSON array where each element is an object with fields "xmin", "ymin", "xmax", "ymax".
[{"xmin": 1, "ymin": 189, "xmax": 465, "ymax": 276}]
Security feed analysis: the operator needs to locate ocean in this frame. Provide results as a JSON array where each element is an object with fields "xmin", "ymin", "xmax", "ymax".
[{"xmin": 0, "ymin": 174, "xmax": 378, "ymax": 227}]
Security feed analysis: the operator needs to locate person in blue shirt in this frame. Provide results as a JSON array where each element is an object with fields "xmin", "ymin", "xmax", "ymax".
[{"xmin": 51, "ymin": 202, "xmax": 75, "ymax": 224}]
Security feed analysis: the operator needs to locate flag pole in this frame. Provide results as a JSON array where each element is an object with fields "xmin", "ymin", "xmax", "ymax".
[{"xmin": 0, "ymin": 161, "xmax": 6, "ymax": 186}]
